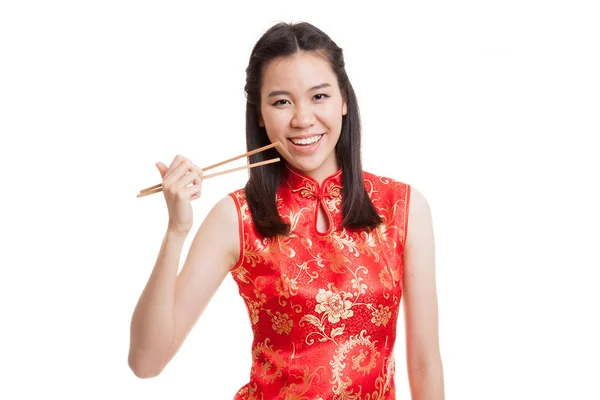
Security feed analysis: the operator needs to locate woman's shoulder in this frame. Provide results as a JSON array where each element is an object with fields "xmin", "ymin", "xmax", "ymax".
[
  {"xmin": 209, "ymin": 195, "xmax": 240, "ymax": 221},
  {"xmin": 362, "ymin": 171, "xmax": 431, "ymax": 224},
  {"xmin": 228, "ymin": 187, "xmax": 247, "ymax": 204},
  {"xmin": 362, "ymin": 170, "xmax": 411, "ymax": 194}
]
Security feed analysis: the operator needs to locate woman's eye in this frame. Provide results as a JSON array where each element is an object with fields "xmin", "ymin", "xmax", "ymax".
[
  {"xmin": 273, "ymin": 99, "xmax": 290, "ymax": 106},
  {"xmin": 313, "ymin": 93, "xmax": 330, "ymax": 101}
]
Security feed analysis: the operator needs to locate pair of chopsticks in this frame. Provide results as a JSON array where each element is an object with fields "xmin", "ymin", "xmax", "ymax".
[{"xmin": 137, "ymin": 143, "xmax": 280, "ymax": 198}]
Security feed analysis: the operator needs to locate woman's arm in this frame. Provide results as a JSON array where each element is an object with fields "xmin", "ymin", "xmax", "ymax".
[
  {"xmin": 128, "ymin": 196, "xmax": 239, "ymax": 378},
  {"xmin": 403, "ymin": 187, "xmax": 445, "ymax": 399}
]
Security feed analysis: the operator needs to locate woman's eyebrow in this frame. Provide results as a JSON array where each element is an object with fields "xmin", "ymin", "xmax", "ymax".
[
  {"xmin": 309, "ymin": 83, "xmax": 331, "ymax": 91},
  {"xmin": 267, "ymin": 83, "xmax": 332, "ymax": 98}
]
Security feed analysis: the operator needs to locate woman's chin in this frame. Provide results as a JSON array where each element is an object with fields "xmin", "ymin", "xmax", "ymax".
[{"xmin": 288, "ymin": 155, "xmax": 338, "ymax": 178}]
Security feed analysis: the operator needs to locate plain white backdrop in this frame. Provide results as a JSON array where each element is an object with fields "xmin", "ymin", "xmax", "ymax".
[{"xmin": 1, "ymin": 1, "xmax": 598, "ymax": 399}]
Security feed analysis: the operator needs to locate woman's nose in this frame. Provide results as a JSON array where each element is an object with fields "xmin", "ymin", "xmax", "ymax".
[{"xmin": 291, "ymin": 103, "xmax": 316, "ymax": 128}]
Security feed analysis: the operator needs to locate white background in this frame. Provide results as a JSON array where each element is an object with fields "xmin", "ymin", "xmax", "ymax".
[{"xmin": 1, "ymin": 1, "xmax": 598, "ymax": 399}]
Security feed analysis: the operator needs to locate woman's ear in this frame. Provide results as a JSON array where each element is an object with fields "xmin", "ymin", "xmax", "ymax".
[
  {"xmin": 342, "ymin": 99, "xmax": 348, "ymax": 116},
  {"xmin": 258, "ymin": 113, "xmax": 265, "ymax": 127}
]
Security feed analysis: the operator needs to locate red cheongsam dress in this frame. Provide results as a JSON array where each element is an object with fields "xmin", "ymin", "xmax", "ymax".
[{"xmin": 228, "ymin": 164, "xmax": 411, "ymax": 400}]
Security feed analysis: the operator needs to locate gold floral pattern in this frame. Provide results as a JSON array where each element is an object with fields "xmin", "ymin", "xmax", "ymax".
[
  {"xmin": 371, "ymin": 305, "xmax": 392, "ymax": 327},
  {"xmin": 251, "ymin": 337, "xmax": 287, "ymax": 383},
  {"xmin": 269, "ymin": 310, "xmax": 294, "ymax": 335},
  {"xmin": 279, "ymin": 365, "xmax": 327, "ymax": 400},
  {"xmin": 228, "ymin": 164, "xmax": 410, "ymax": 399},
  {"xmin": 330, "ymin": 329, "xmax": 380, "ymax": 398},
  {"xmin": 315, "ymin": 284, "xmax": 355, "ymax": 324}
]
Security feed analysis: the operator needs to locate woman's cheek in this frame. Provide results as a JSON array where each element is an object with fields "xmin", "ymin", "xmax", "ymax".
[{"xmin": 272, "ymin": 112, "xmax": 292, "ymax": 131}]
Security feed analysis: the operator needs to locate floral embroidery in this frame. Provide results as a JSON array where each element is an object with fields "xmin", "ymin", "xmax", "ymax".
[
  {"xmin": 330, "ymin": 330, "xmax": 380, "ymax": 397},
  {"xmin": 291, "ymin": 181, "xmax": 318, "ymax": 199},
  {"xmin": 275, "ymin": 274, "xmax": 292, "ymax": 299},
  {"xmin": 245, "ymin": 300, "xmax": 261, "ymax": 325},
  {"xmin": 378, "ymin": 266, "xmax": 393, "ymax": 290},
  {"xmin": 371, "ymin": 305, "xmax": 392, "ymax": 327},
  {"xmin": 269, "ymin": 310, "xmax": 293, "ymax": 335},
  {"xmin": 279, "ymin": 365, "xmax": 326, "ymax": 399},
  {"xmin": 315, "ymin": 283, "xmax": 355, "ymax": 324},
  {"xmin": 251, "ymin": 338, "xmax": 287, "ymax": 384}
]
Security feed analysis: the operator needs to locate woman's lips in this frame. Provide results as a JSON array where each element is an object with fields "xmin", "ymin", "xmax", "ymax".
[{"xmin": 287, "ymin": 133, "xmax": 324, "ymax": 153}]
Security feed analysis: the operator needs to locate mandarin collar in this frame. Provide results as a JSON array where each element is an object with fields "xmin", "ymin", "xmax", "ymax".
[{"xmin": 282, "ymin": 163, "xmax": 343, "ymax": 200}]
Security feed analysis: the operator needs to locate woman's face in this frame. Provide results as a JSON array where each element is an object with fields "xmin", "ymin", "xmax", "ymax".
[{"xmin": 259, "ymin": 51, "xmax": 347, "ymax": 182}]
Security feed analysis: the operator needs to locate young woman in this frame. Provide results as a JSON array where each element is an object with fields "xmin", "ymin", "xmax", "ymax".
[{"xmin": 128, "ymin": 22, "xmax": 444, "ymax": 399}]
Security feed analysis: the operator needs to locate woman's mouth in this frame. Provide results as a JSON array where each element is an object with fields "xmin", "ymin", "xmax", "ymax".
[{"xmin": 288, "ymin": 134, "xmax": 324, "ymax": 147}]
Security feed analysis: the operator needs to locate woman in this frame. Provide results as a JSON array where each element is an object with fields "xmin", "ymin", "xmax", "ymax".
[{"xmin": 129, "ymin": 21, "xmax": 444, "ymax": 399}]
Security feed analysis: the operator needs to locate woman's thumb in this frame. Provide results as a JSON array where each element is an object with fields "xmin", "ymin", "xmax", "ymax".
[{"xmin": 156, "ymin": 162, "xmax": 167, "ymax": 177}]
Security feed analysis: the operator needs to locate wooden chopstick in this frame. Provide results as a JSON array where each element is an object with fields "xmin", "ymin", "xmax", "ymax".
[
  {"xmin": 136, "ymin": 158, "xmax": 280, "ymax": 198},
  {"xmin": 201, "ymin": 142, "xmax": 279, "ymax": 173},
  {"xmin": 137, "ymin": 142, "xmax": 280, "ymax": 197},
  {"xmin": 202, "ymin": 157, "xmax": 280, "ymax": 180}
]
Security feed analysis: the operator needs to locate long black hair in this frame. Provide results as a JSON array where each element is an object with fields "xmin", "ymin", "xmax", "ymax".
[{"xmin": 244, "ymin": 22, "xmax": 382, "ymax": 238}]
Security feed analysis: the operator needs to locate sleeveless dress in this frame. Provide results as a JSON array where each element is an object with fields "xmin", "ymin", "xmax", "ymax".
[{"xmin": 228, "ymin": 164, "xmax": 411, "ymax": 400}]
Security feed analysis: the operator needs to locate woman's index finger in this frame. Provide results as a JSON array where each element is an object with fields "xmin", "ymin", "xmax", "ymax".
[{"xmin": 169, "ymin": 154, "xmax": 185, "ymax": 170}]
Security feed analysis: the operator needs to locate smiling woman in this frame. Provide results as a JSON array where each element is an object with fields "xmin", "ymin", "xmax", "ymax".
[
  {"xmin": 258, "ymin": 54, "xmax": 347, "ymax": 181},
  {"xmin": 128, "ymin": 21, "xmax": 444, "ymax": 400}
]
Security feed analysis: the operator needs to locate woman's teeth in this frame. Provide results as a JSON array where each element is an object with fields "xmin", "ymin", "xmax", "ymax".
[{"xmin": 289, "ymin": 135, "xmax": 322, "ymax": 146}]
